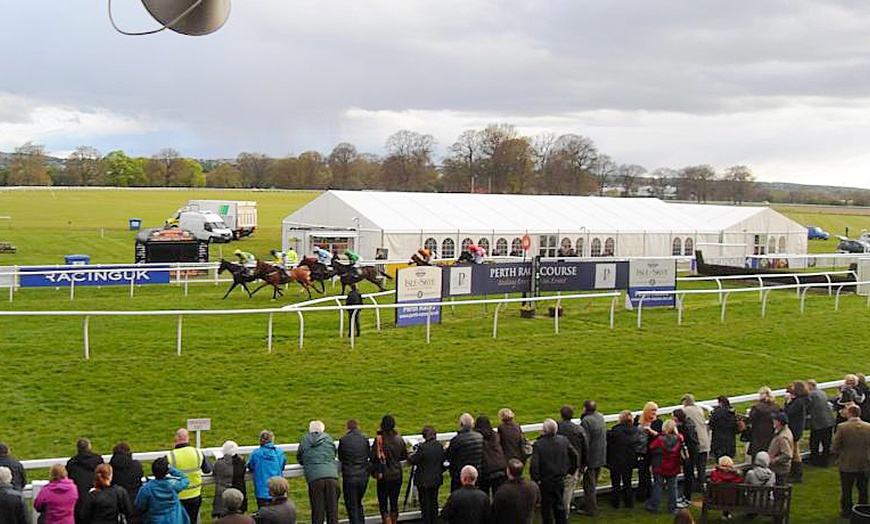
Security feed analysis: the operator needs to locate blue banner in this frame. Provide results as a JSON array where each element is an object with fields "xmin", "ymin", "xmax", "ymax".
[
  {"xmin": 443, "ymin": 261, "xmax": 630, "ymax": 297},
  {"xmin": 396, "ymin": 300, "xmax": 442, "ymax": 327},
  {"xmin": 19, "ymin": 265, "xmax": 171, "ymax": 287},
  {"xmin": 625, "ymin": 259, "xmax": 677, "ymax": 309}
]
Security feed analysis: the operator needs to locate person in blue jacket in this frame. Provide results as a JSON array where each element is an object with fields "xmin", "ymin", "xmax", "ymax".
[
  {"xmin": 135, "ymin": 457, "xmax": 190, "ymax": 524},
  {"xmin": 247, "ymin": 430, "xmax": 287, "ymax": 508}
]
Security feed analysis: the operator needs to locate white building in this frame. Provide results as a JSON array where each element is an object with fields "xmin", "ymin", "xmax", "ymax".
[{"xmin": 281, "ymin": 190, "xmax": 807, "ymax": 261}]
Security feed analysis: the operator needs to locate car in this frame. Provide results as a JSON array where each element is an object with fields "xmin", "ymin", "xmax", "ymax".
[
  {"xmin": 836, "ymin": 236, "xmax": 870, "ymax": 253},
  {"xmin": 807, "ymin": 226, "xmax": 830, "ymax": 240}
]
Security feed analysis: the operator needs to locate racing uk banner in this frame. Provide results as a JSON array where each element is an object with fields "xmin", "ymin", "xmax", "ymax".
[
  {"xmin": 625, "ymin": 259, "xmax": 676, "ymax": 309},
  {"xmin": 19, "ymin": 265, "xmax": 171, "ymax": 287},
  {"xmin": 396, "ymin": 266, "xmax": 443, "ymax": 327}
]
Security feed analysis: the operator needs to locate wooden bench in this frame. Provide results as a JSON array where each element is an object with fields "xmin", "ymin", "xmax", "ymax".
[{"xmin": 701, "ymin": 483, "xmax": 792, "ymax": 523}]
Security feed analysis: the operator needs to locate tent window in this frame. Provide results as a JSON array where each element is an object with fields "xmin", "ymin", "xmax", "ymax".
[
  {"xmin": 461, "ymin": 238, "xmax": 474, "ymax": 253},
  {"xmin": 576, "ymin": 238, "xmax": 585, "ymax": 257},
  {"xmin": 424, "ymin": 237, "xmax": 438, "ymax": 255},
  {"xmin": 672, "ymin": 238, "xmax": 683, "ymax": 256},
  {"xmin": 442, "ymin": 238, "xmax": 456, "ymax": 259},
  {"xmin": 494, "ymin": 238, "xmax": 508, "ymax": 256},
  {"xmin": 510, "ymin": 237, "xmax": 523, "ymax": 256},
  {"xmin": 478, "ymin": 238, "xmax": 490, "ymax": 253},
  {"xmin": 684, "ymin": 237, "xmax": 694, "ymax": 256},
  {"xmin": 559, "ymin": 237, "xmax": 573, "ymax": 256},
  {"xmin": 753, "ymin": 235, "xmax": 766, "ymax": 255},
  {"xmin": 767, "ymin": 236, "xmax": 777, "ymax": 254},
  {"xmin": 604, "ymin": 237, "xmax": 615, "ymax": 256},
  {"xmin": 591, "ymin": 238, "xmax": 602, "ymax": 257},
  {"xmin": 539, "ymin": 235, "xmax": 557, "ymax": 257},
  {"xmin": 778, "ymin": 236, "xmax": 786, "ymax": 254}
]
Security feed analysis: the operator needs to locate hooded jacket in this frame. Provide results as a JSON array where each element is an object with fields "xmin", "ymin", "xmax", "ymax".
[
  {"xmin": 34, "ymin": 478, "xmax": 79, "ymax": 524},
  {"xmin": 745, "ymin": 453, "xmax": 775, "ymax": 487},
  {"xmin": 297, "ymin": 432, "xmax": 338, "ymax": 483},
  {"xmin": 109, "ymin": 452, "xmax": 144, "ymax": 503},
  {"xmin": 67, "ymin": 450, "xmax": 104, "ymax": 519},
  {"xmin": 649, "ymin": 434, "xmax": 682, "ymax": 477},
  {"xmin": 248, "ymin": 442, "xmax": 287, "ymax": 500},
  {"xmin": 0, "ymin": 483, "xmax": 27, "ymax": 524},
  {"xmin": 134, "ymin": 467, "xmax": 191, "ymax": 524}
]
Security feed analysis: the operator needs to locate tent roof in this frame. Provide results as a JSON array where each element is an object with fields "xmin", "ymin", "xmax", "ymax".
[{"xmin": 286, "ymin": 191, "xmax": 803, "ymax": 234}]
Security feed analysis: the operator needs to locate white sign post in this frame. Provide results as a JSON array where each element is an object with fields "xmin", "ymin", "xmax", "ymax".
[{"xmin": 187, "ymin": 418, "xmax": 211, "ymax": 449}]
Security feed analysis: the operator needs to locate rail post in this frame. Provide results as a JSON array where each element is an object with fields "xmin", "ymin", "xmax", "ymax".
[
  {"xmin": 761, "ymin": 288, "xmax": 772, "ymax": 318},
  {"xmin": 70, "ymin": 275, "xmax": 75, "ymax": 301},
  {"xmin": 609, "ymin": 294, "xmax": 617, "ymax": 329},
  {"xmin": 492, "ymin": 303, "xmax": 504, "ymax": 339},
  {"xmin": 83, "ymin": 315, "xmax": 90, "ymax": 360},
  {"xmin": 800, "ymin": 287, "xmax": 809, "ymax": 313},
  {"xmin": 335, "ymin": 298, "xmax": 344, "ymax": 337},
  {"xmin": 636, "ymin": 296, "xmax": 645, "ymax": 328},
  {"xmin": 297, "ymin": 311, "xmax": 305, "ymax": 348},
  {"xmin": 350, "ymin": 309, "xmax": 357, "ymax": 349},
  {"xmin": 176, "ymin": 315, "xmax": 183, "ymax": 356},
  {"xmin": 676, "ymin": 294, "xmax": 684, "ymax": 326},
  {"xmin": 130, "ymin": 276, "xmax": 135, "ymax": 298},
  {"xmin": 368, "ymin": 296, "xmax": 382, "ymax": 331},
  {"xmin": 426, "ymin": 306, "xmax": 432, "ymax": 344},
  {"xmin": 720, "ymin": 292, "xmax": 730, "ymax": 324}
]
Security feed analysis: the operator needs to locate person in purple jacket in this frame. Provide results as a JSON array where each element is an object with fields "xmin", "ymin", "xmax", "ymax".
[{"xmin": 34, "ymin": 464, "xmax": 79, "ymax": 524}]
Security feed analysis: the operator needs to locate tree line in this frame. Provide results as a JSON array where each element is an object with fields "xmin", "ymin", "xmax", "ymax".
[{"xmin": 0, "ymin": 124, "xmax": 865, "ymax": 205}]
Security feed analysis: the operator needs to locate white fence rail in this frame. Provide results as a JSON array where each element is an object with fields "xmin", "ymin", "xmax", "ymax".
[
  {"xmin": 677, "ymin": 270, "xmax": 856, "ymax": 303},
  {"xmin": 0, "ymin": 291, "xmax": 621, "ymax": 358},
  {"xmin": 636, "ymin": 279, "xmax": 870, "ymax": 327}
]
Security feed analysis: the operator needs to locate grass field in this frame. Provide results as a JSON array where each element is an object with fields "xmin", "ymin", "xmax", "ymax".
[{"xmin": 0, "ymin": 189, "xmax": 867, "ymax": 522}]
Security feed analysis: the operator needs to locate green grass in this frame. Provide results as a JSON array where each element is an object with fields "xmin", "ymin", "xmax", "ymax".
[{"xmin": 0, "ymin": 190, "xmax": 866, "ymax": 522}]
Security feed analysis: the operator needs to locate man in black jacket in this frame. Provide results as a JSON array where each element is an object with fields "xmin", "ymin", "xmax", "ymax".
[
  {"xmin": 556, "ymin": 405, "xmax": 588, "ymax": 514},
  {"xmin": 409, "ymin": 426, "xmax": 446, "ymax": 524},
  {"xmin": 67, "ymin": 437, "xmax": 104, "ymax": 524},
  {"xmin": 337, "ymin": 419, "xmax": 370, "ymax": 524},
  {"xmin": 0, "ymin": 466, "xmax": 27, "ymax": 524},
  {"xmin": 0, "ymin": 444, "xmax": 25, "ymax": 492},
  {"xmin": 492, "ymin": 458, "xmax": 540, "ymax": 524},
  {"xmin": 532, "ymin": 418, "xmax": 579, "ymax": 524},
  {"xmin": 346, "ymin": 284, "xmax": 363, "ymax": 337},
  {"xmin": 606, "ymin": 410, "xmax": 638, "ymax": 509},
  {"xmin": 440, "ymin": 465, "xmax": 490, "ymax": 523},
  {"xmin": 446, "ymin": 413, "xmax": 484, "ymax": 492}
]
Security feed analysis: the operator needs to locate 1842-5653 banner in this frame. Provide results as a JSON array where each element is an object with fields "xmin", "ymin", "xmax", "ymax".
[
  {"xmin": 396, "ymin": 266, "xmax": 443, "ymax": 327},
  {"xmin": 19, "ymin": 265, "xmax": 171, "ymax": 287},
  {"xmin": 624, "ymin": 258, "xmax": 677, "ymax": 309}
]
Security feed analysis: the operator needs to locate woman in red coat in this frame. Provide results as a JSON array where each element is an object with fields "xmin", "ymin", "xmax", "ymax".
[{"xmin": 646, "ymin": 420, "xmax": 683, "ymax": 514}]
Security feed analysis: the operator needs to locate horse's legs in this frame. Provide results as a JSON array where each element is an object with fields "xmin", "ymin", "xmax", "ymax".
[
  {"xmin": 223, "ymin": 281, "xmax": 237, "ymax": 299},
  {"xmin": 369, "ymin": 275, "xmax": 386, "ymax": 292},
  {"xmin": 251, "ymin": 283, "xmax": 268, "ymax": 296}
]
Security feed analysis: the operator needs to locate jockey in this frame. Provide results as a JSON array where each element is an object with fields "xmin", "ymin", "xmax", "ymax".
[
  {"xmin": 234, "ymin": 249, "xmax": 256, "ymax": 267},
  {"xmin": 270, "ymin": 248, "xmax": 299, "ymax": 268},
  {"xmin": 314, "ymin": 245, "xmax": 332, "ymax": 267},
  {"xmin": 471, "ymin": 245, "xmax": 486, "ymax": 264},
  {"xmin": 344, "ymin": 249, "xmax": 362, "ymax": 278},
  {"xmin": 418, "ymin": 248, "xmax": 432, "ymax": 264}
]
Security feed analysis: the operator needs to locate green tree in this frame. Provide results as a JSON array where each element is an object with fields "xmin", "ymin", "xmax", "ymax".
[
  {"xmin": 237, "ymin": 152, "xmax": 272, "ymax": 188},
  {"xmin": 328, "ymin": 143, "xmax": 359, "ymax": 189},
  {"xmin": 206, "ymin": 163, "xmax": 243, "ymax": 187},
  {"xmin": 63, "ymin": 146, "xmax": 104, "ymax": 186},
  {"xmin": 104, "ymin": 150, "xmax": 148, "ymax": 187}
]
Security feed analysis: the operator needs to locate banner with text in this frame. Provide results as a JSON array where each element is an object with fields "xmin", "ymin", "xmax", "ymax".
[
  {"xmin": 625, "ymin": 258, "xmax": 676, "ymax": 309},
  {"xmin": 443, "ymin": 261, "xmax": 629, "ymax": 297},
  {"xmin": 20, "ymin": 265, "xmax": 171, "ymax": 287},
  {"xmin": 396, "ymin": 266, "xmax": 443, "ymax": 327}
]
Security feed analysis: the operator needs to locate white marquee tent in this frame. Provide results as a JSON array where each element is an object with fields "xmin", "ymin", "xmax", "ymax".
[{"xmin": 281, "ymin": 191, "xmax": 808, "ymax": 262}]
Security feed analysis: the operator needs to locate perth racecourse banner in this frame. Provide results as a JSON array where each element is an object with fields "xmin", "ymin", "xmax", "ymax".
[
  {"xmin": 395, "ymin": 266, "xmax": 443, "ymax": 327},
  {"xmin": 443, "ymin": 261, "xmax": 630, "ymax": 297},
  {"xmin": 19, "ymin": 265, "xmax": 171, "ymax": 287}
]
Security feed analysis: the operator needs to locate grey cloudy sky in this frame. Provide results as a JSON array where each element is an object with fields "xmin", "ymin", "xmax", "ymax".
[{"xmin": 2, "ymin": 1, "xmax": 870, "ymax": 188}]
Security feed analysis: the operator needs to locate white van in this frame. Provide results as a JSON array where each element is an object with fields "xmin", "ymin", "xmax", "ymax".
[{"xmin": 176, "ymin": 211, "xmax": 233, "ymax": 243}]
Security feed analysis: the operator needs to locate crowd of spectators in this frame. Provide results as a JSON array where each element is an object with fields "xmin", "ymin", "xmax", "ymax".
[{"xmin": 2, "ymin": 373, "xmax": 869, "ymax": 524}]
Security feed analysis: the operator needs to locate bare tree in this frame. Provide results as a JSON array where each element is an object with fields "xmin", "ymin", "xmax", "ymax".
[
  {"xmin": 64, "ymin": 146, "xmax": 103, "ymax": 186},
  {"xmin": 447, "ymin": 130, "xmax": 482, "ymax": 193},
  {"xmin": 616, "ymin": 164, "xmax": 647, "ymax": 197},
  {"xmin": 591, "ymin": 153, "xmax": 616, "ymax": 196},
  {"xmin": 237, "ymin": 152, "xmax": 273, "ymax": 188},
  {"xmin": 723, "ymin": 165, "xmax": 755, "ymax": 204},
  {"xmin": 647, "ymin": 167, "xmax": 677, "ymax": 199},
  {"xmin": 383, "ymin": 130, "xmax": 437, "ymax": 191},
  {"xmin": 328, "ymin": 143, "xmax": 359, "ymax": 189},
  {"xmin": 678, "ymin": 165, "xmax": 716, "ymax": 202},
  {"xmin": 8, "ymin": 142, "xmax": 50, "ymax": 186}
]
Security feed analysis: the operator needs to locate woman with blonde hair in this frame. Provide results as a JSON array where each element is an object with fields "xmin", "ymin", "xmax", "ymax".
[
  {"xmin": 83, "ymin": 463, "xmax": 133, "ymax": 523},
  {"xmin": 497, "ymin": 408, "xmax": 529, "ymax": 463},
  {"xmin": 34, "ymin": 464, "xmax": 78, "ymax": 524},
  {"xmin": 748, "ymin": 386, "xmax": 780, "ymax": 460},
  {"xmin": 635, "ymin": 401, "xmax": 663, "ymax": 501}
]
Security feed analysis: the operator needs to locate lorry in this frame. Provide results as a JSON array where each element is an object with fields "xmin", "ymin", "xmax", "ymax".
[
  {"xmin": 184, "ymin": 200, "xmax": 257, "ymax": 239},
  {"xmin": 172, "ymin": 211, "xmax": 233, "ymax": 243}
]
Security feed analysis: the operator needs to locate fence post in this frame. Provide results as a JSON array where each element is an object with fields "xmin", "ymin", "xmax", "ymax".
[
  {"xmin": 184, "ymin": 271, "xmax": 189, "ymax": 297},
  {"xmin": 267, "ymin": 312, "xmax": 273, "ymax": 353},
  {"xmin": 176, "ymin": 315, "xmax": 183, "ymax": 356},
  {"xmin": 610, "ymin": 294, "xmax": 617, "ymax": 329},
  {"xmin": 83, "ymin": 315, "xmax": 90, "ymax": 360},
  {"xmin": 350, "ymin": 309, "xmax": 356, "ymax": 349},
  {"xmin": 426, "ymin": 306, "xmax": 432, "ymax": 344},
  {"xmin": 130, "ymin": 276, "xmax": 135, "ymax": 298},
  {"xmin": 335, "ymin": 298, "xmax": 344, "ymax": 337},
  {"xmin": 716, "ymin": 278, "xmax": 723, "ymax": 304},
  {"xmin": 70, "ymin": 275, "xmax": 75, "ymax": 301},
  {"xmin": 676, "ymin": 294, "xmax": 683, "ymax": 326},
  {"xmin": 297, "ymin": 311, "xmax": 305, "ymax": 348},
  {"xmin": 721, "ymin": 292, "xmax": 730, "ymax": 323},
  {"xmin": 368, "ymin": 296, "xmax": 382, "ymax": 331},
  {"xmin": 757, "ymin": 276, "xmax": 763, "ymax": 301},
  {"xmin": 800, "ymin": 287, "xmax": 808, "ymax": 313},
  {"xmin": 492, "ymin": 303, "xmax": 503, "ymax": 339},
  {"xmin": 761, "ymin": 289, "xmax": 771, "ymax": 318},
  {"xmin": 636, "ymin": 296, "xmax": 645, "ymax": 328}
]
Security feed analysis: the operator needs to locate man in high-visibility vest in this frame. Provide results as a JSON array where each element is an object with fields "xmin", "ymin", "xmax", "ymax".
[{"xmin": 167, "ymin": 428, "xmax": 212, "ymax": 524}]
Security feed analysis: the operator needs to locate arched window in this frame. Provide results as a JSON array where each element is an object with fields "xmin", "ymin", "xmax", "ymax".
[
  {"xmin": 495, "ymin": 238, "xmax": 508, "ymax": 256},
  {"xmin": 441, "ymin": 238, "xmax": 455, "ymax": 259},
  {"xmin": 576, "ymin": 238, "xmax": 585, "ymax": 257},
  {"xmin": 510, "ymin": 237, "xmax": 523, "ymax": 256},
  {"xmin": 672, "ymin": 238, "xmax": 683, "ymax": 256},
  {"xmin": 604, "ymin": 237, "xmax": 615, "ymax": 256},
  {"xmin": 461, "ymin": 238, "xmax": 474, "ymax": 253},
  {"xmin": 560, "ymin": 237, "xmax": 573, "ymax": 256},
  {"xmin": 768, "ymin": 236, "xmax": 777, "ymax": 254},
  {"xmin": 684, "ymin": 237, "xmax": 694, "ymax": 256},
  {"xmin": 778, "ymin": 236, "xmax": 786, "ymax": 254},
  {"xmin": 424, "ymin": 237, "xmax": 438, "ymax": 256},
  {"xmin": 478, "ymin": 238, "xmax": 490, "ymax": 253},
  {"xmin": 591, "ymin": 238, "xmax": 602, "ymax": 257}
]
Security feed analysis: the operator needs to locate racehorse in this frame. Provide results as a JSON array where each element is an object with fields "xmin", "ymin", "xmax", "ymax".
[
  {"xmin": 297, "ymin": 256, "xmax": 332, "ymax": 293},
  {"xmin": 218, "ymin": 259, "xmax": 256, "ymax": 299},
  {"xmin": 409, "ymin": 253, "xmax": 431, "ymax": 266},
  {"xmin": 252, "ymin": 260, "xmax": 314, "ymax": 300},
  {"xmin": 331, "ymin": 257, "xmax": 392, "ymax": 295},
  {"xmin": 456, "ymin": 251, "xmax": 474, "ymax": 264}
]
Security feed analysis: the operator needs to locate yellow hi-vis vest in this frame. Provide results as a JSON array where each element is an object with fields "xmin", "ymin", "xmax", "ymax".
[{"xmin": 168, "ymin": 446, "xmax": 203, "ymax": 500}]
